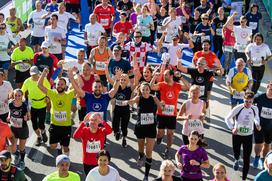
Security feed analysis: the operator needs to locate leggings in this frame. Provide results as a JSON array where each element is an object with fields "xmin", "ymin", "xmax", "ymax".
[
  {"xmin": 232, "ymin": 134, "xmax": 252, "ymax": 180},
  {"xmin": 31, "ymin": 107, "xmax": 46, "ymax": 131},
  {"xmin": 223, "ymin": 49, "xmax": 234, "ymax": 74},
  {"xmin": 112, "ymin": 107, "xmax": 130, "ymax": 137},
  {"xmin": 213, "ymin": 36, "xmax": 223, "ymax": 60},
  {"xmin": 251, "ymin": 65, "xmax": 265, "ymax": 94},
  {"xmin": 83, "ymin": 163, "xmax": 97, "ymax": 176}
]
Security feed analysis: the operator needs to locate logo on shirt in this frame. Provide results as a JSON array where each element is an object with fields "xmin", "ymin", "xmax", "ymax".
[
  {"xmin": 56, "ymin": 100, "xmax": 64, "ymax": 108},
  {"xmin": 166, "ymin": 91, "xmax": 174, "ymax": 99},
  {"xmin": 116, "ymin": 93, "xmax": 125, "ymax": 100},
  {"xmin": 196, "ymin": 76, "xmax": 204, "ymax": 84},
  {"xmin": 11, "ymin": 109, "xmax": 22, "ymax": 117},
  {"xmin": 240, "ymin": 31, "xmax": 249, "ymax": 39},
  {"xmin": 93, "ymin": 103, "xmax": 102, "ymax": 111}
]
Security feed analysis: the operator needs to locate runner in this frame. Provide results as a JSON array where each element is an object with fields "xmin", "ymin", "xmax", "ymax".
[
  {"xmin": 0, "ymin": 71, "xmax": 13, "ymax": 123},
  {"xmin": 210, "ymin": 163, "xmax": 231, "ymax": 181},
  {"xmin": 110, "ymin": 33, "xmax": 130, "ymax": 60},
  {"xmin": 42, "ymin": 154, "xmax": 80, "ymax": 181},
  {"xmin": 225, "ymin": 91, "xmax": 261, "ymax": 181},
  {"xmin": 154, "ymin": 160, "xmax": 182, "ymax": 181},
  {"xmin": 175, "ymin": 130, "xmax": 210, "ymax": 181},
  {"xmin": 252, "ymin": 81, "xmax": 272, "ymax": 169},
  {"xmin": 0, "ymin": 150, "xmax": 26, "ymax": 181},
  {"xmin": 11, "ymin": 38, "xmax": 34, "ymax": 88},
  {"xmin": 73, "ymin": 112, "xmax": 112, "ymax": 175},
  {"xmin": 245, "ymin": 3, "xmax": 262, "ymax": 35},
  {"xmin": 38, "ymin": 68, "xmax": 75, "ymax": 156},
  {"xmin": 22, "ymin": 66, "xmax": 50, "ymax": 146},
  {"xmin": 254, "ymin": 152, "xmax": 272, "ymax": 181},
  {"xmin": 7, "ymin": 89, "xmax": 29, "ymax": 170},
  {"xmin": 5, "ymin": 7, "xmax": 24, "ymax": 35},
  {"xmin": 113, "ymin": 12, "xmax": 133, "ymax": 40},
  {"xmin": 0, "ymin": 13, "xmax": 12, "ymax": 35},
  {"xmin": 0, "ymin": 120, "xmax": 14, "ymax": 152},
  {"xmin": 150, "ymin": 69, "xmax": 190, "ymax": 159}
]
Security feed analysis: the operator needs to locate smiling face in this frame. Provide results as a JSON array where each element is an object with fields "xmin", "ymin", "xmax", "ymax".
[
  {"xmin": 188, "ymin": 134, "xmax": 199, "ymax": 145},
  {"xmin": 0, "ymin": 158, "xmax": 11, "ymax": 171},
  {"xmin": 57, "ymin": 161, "xmax": 69, "ymax": 176},
  {"xmin": 213, "ymin": 166, "xmax": 226, "ymax": 180},
  {"xmin": 56, "ymin": 79, "xmax": 66, "ymax": 93},
  {"xmin": 143, "ymin": 67, "xmax": 152, "ymax": 81},
  {"xmin": 92, "ymin": 82, "xmax": 103, "ymax": 96},
  {"xmin": 98, "ymin": 155, "xmax": 109, "ymax": 168},
  {"xmin": 140, "ymin": 84, "xmax": 151, "ymax": 97}
]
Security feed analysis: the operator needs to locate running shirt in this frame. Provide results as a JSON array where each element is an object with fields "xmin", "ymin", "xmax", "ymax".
[
  {"xmin": 225, "ymin": 104, "xmax": 260, "ymax": 136},
  {"xmin": 115, "ymin": 86, "xmax": 132, "ymax": 110},
  {"xmin": 45, "ymin": 3, "xmax": 59, "ymax": 13},
  {"xmin": 137, "ymin": 96, "xmax": 157, "ymax": 126},
  {"xmin": 157, "ymin": 82, "xmax": 182, "ymax": 116},
  {"xmin": 213, "ymin": 16, "xmax": 227, "ymax": 37},
  {"xmin": 113, "ymin": 21, "xmax": 133, "ymax": 35},
  {"xmin": 108, "ymin": 58, "xmax": 131, "ymax": 75},
  {"xmin": 8, "ymin": 101, "xmax": 28, "ymax": 128},
  {"xmin": 46, "ymin": 89, "xmax": 75, "ymax": 126},
  {"xmin": 6, "ymin": 17, "xmax": 19, "ymax": 34},
  {"xmin": 84, "ymin": 93, "xmax": 111, "ymax": 121},
  {"xmin": 163, "ymin": 43, "xmax": 190, "ymax": 66},
  {"xmin": 93, "ymin": 47, "xmax": 111, "ymax": 75},
  {"xmin": 195, "ymin": 23, "xmax": 212, "ymax": 42},
  {"xmin": 156, "ymin": 14, "xmax": 167, "ymax": 39},
  {"xmin": 193, "ymin": 51, "xmax": 220, "ymax": 70},
  {"xmin": 226, "ymin": 67, "xmax": 252, "ymax": 93},
  {"xmin": 78, "ymin": 75, "xmax": 95, "ymax": 108},
  {"xmin": 45, "ymin": 26, "xmax": 66, "ymax": 54},
  {"xmin": 86, "ymin": 165, "xmax": 120, "ymax": 181},
  {"xmin": 245, "ymin": 12, "xmax": 262, "ymax": 34},
  {"xmin": 189, "ymin": 17, "xmax": 201, "ymax": 34},
  {"xmin": 245, "ymin": 43, "xmax": 271, "ymax": 67},
  {"xmin": 42, "ymin": 171, "xmax": 80, "ymax": 181},
  {"xmin": 85, "ymin": 22, "xmax": 105, "ymax": 46},
  {"xmin": 73, "ymin": 121, "xmax": 112, "ymax": 165},
  {"xmin": 233, "ymin": 26, "xmax": 252, "ymax": 52},
  {"xmin": 28, "ymin": 10, "xmax": 47, "ymax": 37},
  {"xmin": 223, "ymin": 27, "xmax": 236, "ymax": 48},
  {"xmin": 254, "ymin": 93, "xmax": 272, "ymax": 130},
  {"xmin": 11, "ymin": 46, "xmax": 34, "ymax": 72},
  {"xmin": 137, "ymin": 15, "xmax": 153, "ymax": 37},
  {"xmin": 62, "ymin": 59, "xmax": 87, "ymax": 74},
  {"xmin": 162, "ymin": 16, "xmax": 183, "ymax": 42},
  {"xmin": 52, "ymin": 12, "xmax": 76, "ymax": 33},
  {"xmin": 117, "ymin": 1, "xmax": 133, "ymax": 14},
  {"xmin": 0, "ymin": 81, "xmax": 13, "ymax": 115},
  {"xmin": 94, "ymin": 4, "xmax": 115, "ymax": 30},
  {"xmin": 22, "ymin": 77, "xmax": 50, "ymax": 109},
  {"xmin": 0, "ymin": 121, "xmax": 12, "ymax": 151},
  {"xmin": 0, "ymin": 33, "xmax": 17, "ymax": 61}
]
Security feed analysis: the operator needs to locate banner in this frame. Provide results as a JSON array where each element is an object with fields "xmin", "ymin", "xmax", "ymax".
[
  {"xmin": 12, "ymin": 0, "xmax": 33, "ymax": 22},
  {"xmin": 262, "ymin": 0, "xmax": 272, "ymax": 21}
]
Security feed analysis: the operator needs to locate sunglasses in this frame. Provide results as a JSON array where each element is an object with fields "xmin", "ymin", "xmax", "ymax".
[
  {"xmin": 245, "ymin": 100, "xmax": 253, "ymax": 103},
  {"xmin": 134, "ymin": 36, "xmax": 142, "ymax": 38},
  {"xmin": 240, "ymin": 21, "xmax": 246, "ymax": 23},
  {"xmin": 197, "ymin": 62, "xmax": 206, "ymax": 66},
  {"xmin": 202, "ymin": 18, "xmax": 208, "ymax": 20}
]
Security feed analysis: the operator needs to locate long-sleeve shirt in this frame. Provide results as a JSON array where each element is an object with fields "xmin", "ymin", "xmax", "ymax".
[
  {"xmin": 225, "ymin": 104, "xmax": 260, "ymax": 136},
  {"xmin": 73, "ymin": 121, "xmax": 112, "ymax": 165}
]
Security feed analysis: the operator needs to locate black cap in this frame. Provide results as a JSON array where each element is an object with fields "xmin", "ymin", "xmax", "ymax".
[
  {"xmin": 113, "ymin": 45, "xmax": 122, "ymax": 51},
  {"xmin": 0, "ymin": 150, "xmax": 11, "ymax": 159}
]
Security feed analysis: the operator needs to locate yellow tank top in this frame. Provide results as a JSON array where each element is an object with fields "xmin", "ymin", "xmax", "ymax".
[
  {"xmin": 231, "ymin": 72, "xmax": 249, "ymax": 92},
  {"xmin": 6, "ymin": 17, "xmax": 18, "ymax": 34}
]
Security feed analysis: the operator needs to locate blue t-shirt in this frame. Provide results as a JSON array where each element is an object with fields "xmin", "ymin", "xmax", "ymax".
[
  {"xmin": 108, "ymin": 58, "xmax": 131, "ymax": 76},
  {"xmin": 245, "ymin": 12, "xmax": 262, "ymax": 34},
  {"xmin": 84, "ymin": 93, "xmax": 111, "ymax": 121},
  {"xmin": 45, "ymin": 4, "xmax": 59, "ymax": 13},
  {"xmin": 254, "ymin": 170, "xmax": 272, "ymax": 181},
  {"xmin": 195, "ymin": 23, "xmax": 211, "ymax": 43}
]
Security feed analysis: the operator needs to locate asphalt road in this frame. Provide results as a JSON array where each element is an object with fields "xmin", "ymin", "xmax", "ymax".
[{"xmin": 0, "ymin": 0, "xmax": 11, "ymax": 9}]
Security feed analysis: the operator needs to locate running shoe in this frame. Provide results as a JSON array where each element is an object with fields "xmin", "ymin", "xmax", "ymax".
[
  {"xmin": 143, "ymin": 176, "xmax": 148, "ymax": 181},
  {"xmin": 115, "ymin": 132, "xmax": 121, "ymax": 141},
  {"xmin": 42, "ymin": 132, "xmax": 48, "ymax": 143},
  {"xmin": 35, "ymin": 137, "xmax": 42, "ymax": 146},
  {"xmin": 233, "ymin": 160, "xmax": 239, "ymax": 171},
  {"xmin": 122, "ymin": 138, "xmax": 127, "ymax": 148},
  {"xmin": 253, "ymin": 156, "xmax": 260, "ymax": 168},
  {"xmin": 19, "ymin": 161, "xmax": 25, "ymax": 170},
  {"xmin": 156, "ymin": 137, "xmax": 162, "ymax": 145},
  {"xmin": 137, "ymin": 156, "xmax": 145, "ymax": 168}
]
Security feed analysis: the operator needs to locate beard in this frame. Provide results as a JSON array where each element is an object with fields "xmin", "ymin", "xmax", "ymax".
[
  {"xmin": 94, "ymin": 91, "xmax": 101, "ymax": 97},
  {"xmin": 57, "ymin": 88, "xmax": 65, "ymax": 93}
]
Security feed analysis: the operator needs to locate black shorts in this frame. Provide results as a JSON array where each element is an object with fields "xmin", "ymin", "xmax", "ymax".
[
  {"xmin": 49, "ymin": 124, "xmax": 71, "ymax": 147},
  {"xmin": 53, "ymin": 53, "xmax": 62, "ymax": 61},
  {"xmin": 134, "ymin": 124, "xmax": 157, "ymax": 139},
  {"xmin": 15, "ymin": 70, "xmax": 30, "ymax": 83},
  {"xmin": 66, "ymin": 3, "xmax": 81, "ymax": 14},
  {"xmin": 157, "ymin": 115, "xmax": 177, "ymax": 130},
  {"xmin": 254, "ymin": 126, "xmax": 272, "ymax": 144},
  {"xmin": 99, "ymin": 74, "xmax": 108, "ymax": 87},
  {"xmin": 31, "ymin": 36, "xmax": 44, "ymax": 46},
  {"xmin": 0, "ymin": 113, "xmax": 9, "ymax": 123},
  {"xmin": 206, "ymin": 81, "xmax": 213, "ymax": 92},
  {"xmin": 11, "ymin": 126, "xmax": 29, "ymax": 139},
  {"xmin": 78, "ymin": 106, "xmax": 87, "ymax": 121}
]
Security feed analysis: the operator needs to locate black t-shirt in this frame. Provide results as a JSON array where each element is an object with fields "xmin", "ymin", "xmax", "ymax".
[
  {"xmin": 9, "ymin": 101, "xmax": 28, "ymax": 128},
  {"xmin": 156, "ymin": 14, "xmax": 168, "ymax": 39},
  {"xmin": 195, "ymin": 5, "xmax": 210, "ymax": 15},
  {"xmin": 189, "ymin": 17, "xmax": 201, "ymax": 34},
  {"xmin": 213, "ymin": 16, "xmax": 227, "ymax": 37},
  {"xmin": 254, "ymin": 93, "xmax": 272, "ymax": 129},
  {"xmin": 153, "ymin": 175, "xmax": 182, "ymax": 181},
  {"xmin": 117, "ymin": 1, "xmax": 133, "ymax": 12},
  {"xmin": 115, "ymin": 86, "xmax": 132, "ymax": 110}
]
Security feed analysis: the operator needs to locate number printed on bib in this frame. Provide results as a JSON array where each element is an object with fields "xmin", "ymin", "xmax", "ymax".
[
  {"xmin": 199, "ymin": 86, "xmax": 205, "ymax": 97},
  {"xmin": 261, "ymin": 107, "xmax": 272, "ymax": 119},
  {"xmin": 140, "ymin": 113, "xmax": 154, "ymax": 125},
  {"xmin": 18, "ymin": 63, "xmax": 31, "ymax": 72},
  {"xmin": 86, "ymin": 140, "xmax": 101, "ymax": 153},
  {"xmin": 0, "ymin": 102, "xmax": 6, "ymax": 114},
  {"xmin": 10, "ymin": 117, "xmax": 23, "ymax": 128},
  {"xmin": 96, "ymin": 61, "xmax": 106, "ymax": 71},
  {"xmin": 100, "ymin": 19, "xmax": 109, "ymax": 26},
  {"xmin": 233, "ymin": 91, "xmax": 244, "ymax": 100},
  {"xmin": 237, "ymin": 120, "xmax": 252, "ymax": 135},
  {"xmin": 115, "ymin": 100, "xmax": 128, "ymax": 106},
  {"xmin": 249, "ymin": 22, "xmax": 257, "ymax": 30},
  {"xmin": 54, "ymin": 111, "xmax": 67, "ymax": 122},
  {"xmin": 236, "ymin": 44, "xmax": 247, "ymax": 53},
  {"xmin": 201, "ymin": 35, "xmax": 210, "ymax": 43},
  {"xmin": 188, "ymin": 119, "xmax": 203, "ymax": 134},
  {"xmin": 224, "ymin": 46, "xmax": 233, "ymax": 52},
  {"xmin": 162, "ymin": 104, "xmax": 175, "ymax": 116}
]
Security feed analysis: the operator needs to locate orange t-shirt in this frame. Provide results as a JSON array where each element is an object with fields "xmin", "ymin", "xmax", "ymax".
[
  {"xmin": 93, "ymin": 47, "xmax": 110, "ymax": 75},
  {"xmin": 193, "ymin": 51, "xmax": 221, "ymax": 69},
  {"xmin": 0, "ymin": 121, "xmax": 12, "ymax": 151},
  {"xmin": 157, "ymin": 82, "xmax": 182, "ymax": 116}
]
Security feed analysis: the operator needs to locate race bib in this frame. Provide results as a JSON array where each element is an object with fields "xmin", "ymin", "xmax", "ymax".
[
  {"xmin": 216, "ymin": 28, "xmax": 222, "ymax": 36},
  {"xmin": 18, "ymin": 63, "xmax": 31, "ymax": 72},
  {"xmin": 180, "ymin": 16, "xmax": 186, "ymax": 24},
  {"xmin": 100, "ymin": 19, "xmax": 109, "ymax": 26},
  {"xmin": 249, "ymin": 22, "xmax": 258, "ymax": 30},
  {"xmin": 191, "ymin": 35, "xmax": 197, "ymax": 43},
  {"xmin": 115, "ymin": 100, "xmax": 128, "ymax": 106},
  {"xmin": 96, "ymin": 61, "xmax": 106, "ymax": 71},
  {"xmin": 237, "ymin": 121, "xmax": 251, "ymax": 135},
  {"xmin": 140, "ymin": 113, "xmax": 154, "ymax": 125},
  {"xmin": 157, "ymin": 26, "xmax": 163, "ymax": 33},
  {"xmin": 224, "ymin": 46, "xmax": 233, "ymax": 52},
  {"xmin": 162, "ymin": 104, "xmax": 175, "ymax": 116},
  {"xmin": 10, "ymin": 117, "xmax": 23, "ymax": 128},
  {"xmin": 199, "ymin": 86, "xmax": 205, "ymax": 97},
  {"xmin": 54, "ymin": 111, "xmax": 67, "ymax": 122},
  {"xmin": 86, "ymin": 140, "xmax": 101, "ymax": 153},
  {"xmin": 201, "ymin": 35, "xmax": 210, "ymax": 42},
  {"xmin": 34, "ymin": 19, "xmax": 44, "ymax": 27},
  {"xmin": 0, "ymin": 102, "xmax": 6, "ymax": 114},
  {"xmin": 252, "ymin": 58, "xmax": 262, "ymax": 66},
  {"xmin": 236, "ymin": 44, "xmax": 247, "ymax": 53},
  {"xmin": 260, "ymin": 107, "xmax": 272, "ymax": 119},
  {"xmin": 188, "ymin": 119, "xmax": 203, "ymax": 134},
  {"xmin": 233, "ymin": 91, "xmax": 244, "ymax": 100}
]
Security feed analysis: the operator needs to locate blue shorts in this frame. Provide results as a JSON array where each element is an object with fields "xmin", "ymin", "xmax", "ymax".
[
  {"xmin": 230, "ymin": 95, "xmax": 244, "ymax": 106},
  {"xmin": 0, "ymin": 61, "xmax": 10, "ymax": 70}
]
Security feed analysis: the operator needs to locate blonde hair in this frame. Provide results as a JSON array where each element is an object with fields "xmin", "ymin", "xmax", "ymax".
[
  {"xmin": 159, "ymin": 160, "xmax": 175, "ymax": 177},
  {"xmin": 213, "ymin": 163, "xmax": 227, "ymax": 180},
  {"xmin": 188, "ymin": 85, "xmax": 200, "ymax": 99}
]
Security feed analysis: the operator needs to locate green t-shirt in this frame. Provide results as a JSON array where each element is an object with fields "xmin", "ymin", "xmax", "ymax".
[
  {"xmin": 11, "ymin": 46, "xmax": 34, "ymax": 72},
  {"xmin": 22, "ymin": 77, "xmax": 50, "ymax": 109},
  {"xmin": 47, "ymin": 89, "xmax": 75, "ymax": 126},
  {"xmin": 0, "ymin": 166, "xmax": 26, "ymax": 181},
  {"xmin": 42, "ymin": 171, "xmax": 80, "ymax": 181}
]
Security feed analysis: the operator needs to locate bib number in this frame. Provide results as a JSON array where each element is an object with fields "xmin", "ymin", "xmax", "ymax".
[
  {"xmin": 188, "ymin": 119, "xmax": 203, "ymax": 134},
  {"xmin": 96, "ymin": 61, "xmax": 106, "ymax": 71},
  {"xmin": 249, "ymin": 22, "xmax": 257, "ymax": 30},
  {"xmin": 199, "ymin": 86, "xmax": 205, "ymax": 96},
  {"xmin": 157, "ymin": 26, "xmax": 163, "ymax": 33},
  {"xmin": 0, "ymin": 102, "xmax": 6, "ymax": 113},
  {"xmin": 261, "ymin": 107, "xmax": 272, "ymax": 119},
  {"xmin": 162, "ymin": 105, "xmax": 175, "ymax": 116},
  {"xmin": 100, "ymin": 19, "xmax": 109, "ymax": 26},
  {"xmin": 140, "ymin": 113, "xmax": 154, "ymax": 125},
  {"xmin": 201, "ymin": 35, "xmax": 210, "ymax": 43},
  {"xmin": 54, "ymin": 111, "xmax": 67, "ymax": 122},
  {"xmin": 86, "ymin": 140, "xmax": 101, "ymax": 153},
  {"xmin": 224, "ymin": 46, "xmax": 233, "ymax": 52},
  {"xmin": 10, "ymin": 117, "xmax": 23, "ymax": 128},
  {"xmin": 18, "ymin": 63, "xmax": 31, "ymax": 72},
  {"xmin": 233, "ymin": 91, "xmax": 244, "ymax": 100},
  {"xmin": 115, "ymin": 100, "xmax": 128, "ymax": 106},
  {"xmin": 236, "ymin": 44, "xmax": 247, "ymax": 53}
]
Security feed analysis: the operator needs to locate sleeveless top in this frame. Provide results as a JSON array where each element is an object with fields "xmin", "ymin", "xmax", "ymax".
[
  {"xmin": 78, "ymin": 74, "xmax": 95, "ymax": 107},
  {"xmin": 137, "ymin": 96, "xmax": 157, "ymax": 127},
  {"xmin": 93, "ymin": 47, "xmax": 110, "ymax": 75},
  {"xmin": 6, "ymin": 17, "xmax": 19, "ymax": 34}
]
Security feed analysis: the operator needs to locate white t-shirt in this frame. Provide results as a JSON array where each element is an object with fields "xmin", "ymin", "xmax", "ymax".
[
  {"xmin": 45, "ymin": 26, "xmax": 66, "ymax": 54},
  {"xmin": 0, "ymin": 81, "xmax": 13, "ymax": 114},
  {"xmin": 245, "ymin": 43, "xmax": 272, "ymax": 67},
  {"xmin": 62, "ymin": 59, "xmax": 88, "ymax": 74},
  {"xmin": 163, "ymin": 43, "xmax": 190, "ymax": 66},
  {"xmin": 28, "ymin": 10, "xmax": 47, "ymax": 37},
  {"xmin": 85, "ymin": 22, "xmax": 105, "ymax": 46},
  {"xmin": 233, "ymin": 26, "xmax": 252, "ymax": 51},
  {"xmin": 52, "ymin": 12, "xmax": 76, "ymax": 33},
  {"xmin": 0, "ymin": 33, "xmax": 17, "ymax": 61},
  {"xmin": 163, "ymin": 16, "xmax": 183, "ymax": 43},
  {"xmin": 85, "ymin": 165, "xmax": 120, "ymax": 181}
]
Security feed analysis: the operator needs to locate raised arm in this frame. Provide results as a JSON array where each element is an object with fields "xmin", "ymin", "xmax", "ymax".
[
  {"xmin": 67, "ymin": 68, "xmax": 86, "ymax": 98},
  {"xmin": 108, "ymin": 69, "xmax": 122, "ymax": 98},
  {"xmin": 38, "ymin": 68, "xmax": 49, "ymax": 94},
  {"xmin": 150, "ymin": 72, "xmax": 160, "ymax": 91}
]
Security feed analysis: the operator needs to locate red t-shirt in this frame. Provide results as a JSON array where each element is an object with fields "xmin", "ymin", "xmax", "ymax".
[
  {"xmin": 0, "ymin": 121, "xmax": 12, "ymax": 151},
  {"xmin": 64, "ymin": 0, "xmax": 80, "ymax": 4},
  {"xmin": 73, "ymin": 120, "xmax": 112, "ymax": 165},
  {"xmin": 94, "ymin": 4, "xmax": 115, "ymax": 30},
  {"xmin": 193, "ymin": 51, "xmax": 221, "ymax": 69},
  {"xmin": 157, "ymin": 82, "xmax": 182, "ymax": 116},
  {"xmin": 79, "ymin": 74, "xmax": 95, "ymax": 107},
  {"xmin": 113, "ymin": 21, "xmax": 133, "ymax": 35}
]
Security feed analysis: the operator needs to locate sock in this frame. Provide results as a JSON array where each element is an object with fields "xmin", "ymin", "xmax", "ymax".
[
  {"xmin": 20, "ymin": 150, "xmax": 26, "ymax": 162},
  {"xmin": 144, "ymin": 158, "xmax": 152, "ymax": 177},
  {"xmin": 139, "ymin": 152, "xmax": 144, "ymax": 159}
]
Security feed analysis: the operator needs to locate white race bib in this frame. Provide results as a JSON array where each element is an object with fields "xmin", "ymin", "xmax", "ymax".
[
  {"xmin": 54, "ymin": 111, "xmax": 67, "ymax": 122},
  {"xmin": 199, "ymin": 86, "xmax": 205, "ymax": 97},
  {"xmin": 249, "ymin": 22, "xmax": 258, "ymax": 30},
  {"xmin": 224, "ymin": 46, "xmax": 233, "ymax": 52},
  {"xmin": 86, "ymin": 140, "xmax": 101, "ymax": 153},
  {"xmin": 18, "ymin": 63, "xmax": 31, "ymax": 72},
  {"xmin": 157, "ymin": 26, "xmax": 163, "ymax": 33},
  {"xmin": 162, "ymin": 104, "xmax": 175, "ymax": 116},
  {"xmin": 100, "ymin": 19, "xmax": 109, "ymax": 26},
  {"xmin": 216, "ymin": 28, "xmax": 222, "ymax": 36},
  {"xmin": 188, "ymin": 119, "xmax": 203, "ymax": 134},
  {"xmin": 236, "ymin": 44, "xmax": 247, "ymax": 53},
  {"xmin": 140, "ymin": 113, "xmax": 154, "ymax": 125},
  {"xmin": 180, "ymin": 16, "xmax": 187, "ymax": 24},
  {"xmin": 95, "ymin": 61, "xmax": 106, "ymax": 71},
  {"xmin": 233, "ymin": 91, "xmax": 244, "ymax": 100},
  {"xmin": 10, "ymin": 117, "xmax": 23, "ymax": 128},
  {"xmin": 201, "ymin": 35, "xmax": 210, "ymax": 42},
  {"xmin": 115, "ymin": 100, "xmax": 128, "ymax": 106},
  {"xmin": 260, "ymin": 107, "xmax": 272, "ymax": 119}
]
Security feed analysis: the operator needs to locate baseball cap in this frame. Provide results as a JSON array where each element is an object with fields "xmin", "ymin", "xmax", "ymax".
[
  {"xmin": 120, "ymin": 11, "xmax": 127, "ymax": 16},
  {"xmin": 41, "ymin": 41, "xmax": 49, "ymax": 49},
  {"xmin": 0, "ymin": 150, "xmax": 11, "ymax": 159},
  {"xmin": 29, "ymin": 66, "xmax": 40, "ymax": 76},
  {"xmin": 56, "ymin": 154, "xmax": 70, "ymax": 166},
  {"xmin": 113, "ymin": 45, "xmax": 122, "ymax": 51}
]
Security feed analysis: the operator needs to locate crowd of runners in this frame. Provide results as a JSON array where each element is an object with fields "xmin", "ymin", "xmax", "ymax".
[{"xmin": 0, "ymin": 0, "xmax": 272, "ymax": 180}]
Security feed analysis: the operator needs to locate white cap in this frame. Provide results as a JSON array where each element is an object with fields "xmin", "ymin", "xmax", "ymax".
[
  {"xmin": 267, "ymin": 153, "xmax": 272, "ymax": 165},
  {"xmin": 41, "ymin": 41, "xmax": 50, "ymax": 49}
]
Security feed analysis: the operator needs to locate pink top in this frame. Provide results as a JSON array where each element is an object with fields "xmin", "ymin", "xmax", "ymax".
[
  {"xmin": 182, "ymin": 99, "xmax": 205, "ymax": 135},
  {"xmin": 223, "ymin": 27, "xmax": 236, "ymax": 46}
]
